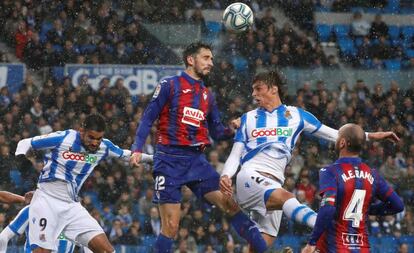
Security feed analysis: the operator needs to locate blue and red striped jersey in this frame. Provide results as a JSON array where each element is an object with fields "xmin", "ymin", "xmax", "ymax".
[
  {"xmin": 133, "ymin": 71, "xmax": 232, "ymax": 152},
  {"xmin": 315, "ymin": 157, "xmax": 393, "ymax": 253}
]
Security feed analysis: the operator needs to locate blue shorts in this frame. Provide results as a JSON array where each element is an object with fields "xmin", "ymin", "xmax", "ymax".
[{"xmin": 152, "ymin": 145, "xmax": 220, "ymax": 204}]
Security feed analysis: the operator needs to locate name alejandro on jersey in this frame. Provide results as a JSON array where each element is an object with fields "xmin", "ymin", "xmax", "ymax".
[
  {"xmin": 62, "ymin": 150, "xmax": 98, "ymax": 164},
  {"xmin": 251, "ymin": 127, "xmax": 293, "ymax": 138}
]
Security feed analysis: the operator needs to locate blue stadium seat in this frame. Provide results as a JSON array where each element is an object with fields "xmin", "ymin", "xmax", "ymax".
[
  {"xmin": 390, "ymin": 38, "xmax": 401, "ymax": 47},
  {"xmin": 142, "ymin": 235, "xmax": 157, "ymax": 247},
  {"xmin": 338, "ymin": 38, "xmax": 357, "ymax": 56},
  {"xmin": 280, "ymin": 235, "xmax": 305, "ymax": 252},
  {"xmin": 354, "ymin": 37, "xmax": 364, "ymax": 47},
  {"xmin": 315, "ymin": 24, "xmax": 332, "ymax": 42},
  {"xmin": 405, "ymin": 49, "xmax": 414, "ymax": 58},
  {"xmin": 384, "ymin": 59, "xmax": 401, "ymax": 70},
  {"xmin": 388, "ymin": 26, "xmax": 400, "ymax": 40},
  {"xmin": 206, "ymin": 21, "xmax": 222, "ymax": 36},
  {"xmin": 333, "ymin": 24, "xmax": 350, "ymax": 39},
  {"xmin": 365, "ymin": 7, "xmax": 382, "ymax": 14},
  {"xmin": 384, "ymin": 0, "xmax": 400, "ymax": 13},
  {"xmin": 231, "ymin": 56, "xmax": 248, "ymax": 72},
  {"xmin": 9, "ymin": 169, "xmax": 22, "ymax": 188},
  {"xmin": 401, "ymin": 26, "xmax": 414, "ymax": 40},
  {"xmin": 380, "ymin": 236, "xmax": 399, "ymax": 253}
]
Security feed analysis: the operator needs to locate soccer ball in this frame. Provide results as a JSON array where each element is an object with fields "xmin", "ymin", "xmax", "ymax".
[{"xmin": 222, "ymin": 2, "xmax": 254, "ymax": 33}]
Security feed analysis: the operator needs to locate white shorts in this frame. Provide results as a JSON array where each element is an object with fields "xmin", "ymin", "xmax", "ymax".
[
  {"xmin": 235, "ymin": 168, "xmax": 283, "ymax": 237},
  {"xmin": 28, "ymin": 182, "xmax": 104, "ymax": 250}
]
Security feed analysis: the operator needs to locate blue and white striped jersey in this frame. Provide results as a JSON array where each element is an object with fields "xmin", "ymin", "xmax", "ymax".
[
  {"xmin": 8, "ymin": 206, "xmax": 75, "ymax": 253},
  {"xmin": 234, "ymin": 105, "xmax": 338, "ymax": 182},
  {"xmin": 28, "ymin": 129, "xmax": 131, "ymax": 195}
]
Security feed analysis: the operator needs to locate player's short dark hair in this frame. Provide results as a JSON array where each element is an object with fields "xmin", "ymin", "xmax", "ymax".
[
  {"xmin": 253, "ymin": 71, "xmax": 286, "ymax": 98},
  {"xmin": 82, "ymin": 114, "xmax": 106, "ymax": 132},
  {"xmin": 182, "ymin": 42, "xmax": 212, "ymax": 67}
]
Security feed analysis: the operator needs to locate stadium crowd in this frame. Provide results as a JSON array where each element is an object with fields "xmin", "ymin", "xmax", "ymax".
[
  {"xmin": 0, "ymin": 0, "xmax": 413, "ymax": 252},
  {"xmin": 0, "ymin": 72, "xmax": 413, "ymax": 252}
]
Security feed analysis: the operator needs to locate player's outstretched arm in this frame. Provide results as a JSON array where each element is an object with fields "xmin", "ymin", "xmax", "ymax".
[
  {"xmin": 367, "ymin": 131, "xmax": 400, "ymax": 143},
  {"xmin": 0, "ymin": 191, "xmax": 25, "ymax": 204}
]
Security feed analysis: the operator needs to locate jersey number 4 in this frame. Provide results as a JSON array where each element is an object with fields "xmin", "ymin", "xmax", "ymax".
[{"xmin": 343, "ymin": 189, "xmax": 366, "ymax": 228}]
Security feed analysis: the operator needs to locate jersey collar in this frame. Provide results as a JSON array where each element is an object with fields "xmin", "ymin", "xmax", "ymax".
[
  {"xmin": 181, "ymin": 71, "xmax": 204, "ymax": 86},
  {"xmin": 336, "ymin": 157, "xmax": 362, "ymax": 164},
  {"xmin": 258, "ymin": 104, "xmax": 285, "ymax": 113}
]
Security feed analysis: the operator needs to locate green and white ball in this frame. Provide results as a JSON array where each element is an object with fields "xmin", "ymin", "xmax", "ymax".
[{"xmin": 223, "ymin": 2, "xmax": 254, "ymax": 33}]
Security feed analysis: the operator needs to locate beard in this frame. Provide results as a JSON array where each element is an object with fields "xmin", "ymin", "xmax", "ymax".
[{"xmin": 194, "ymin": 66, "xmax": 210, "ymax": 80}]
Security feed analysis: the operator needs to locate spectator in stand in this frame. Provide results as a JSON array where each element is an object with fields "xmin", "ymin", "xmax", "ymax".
[
  {"xmin": 370, "ymin": 35, "xmax": 392, "ymax": 60},
  {"xmin": 47, "ymin": 19, "xmax": 66, "ymax": 46},
  {"xmin": 143, "ymin": 206, "xmax": 161, "ymax": 236},
  {"xmin": 351, "ymin": 12, "xmax": 371, "ymax": 38},
  {"xmin": 370, "ymin": 14, "xmax": 389, "ymax": 40},
  {"xmin": 15, "ymin": 20, "xmax": 32, "ymax": 60}
]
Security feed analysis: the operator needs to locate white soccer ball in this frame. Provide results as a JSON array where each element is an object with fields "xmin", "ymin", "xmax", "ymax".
[{"xmin": 222, "ymin": 2, "xmax": 254, "ymax": 33}]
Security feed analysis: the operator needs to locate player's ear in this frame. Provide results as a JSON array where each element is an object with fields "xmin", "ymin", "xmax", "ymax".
[
  {"xmin": 187, "ymin": 55, "xmax": 194, "ymax": 66},
  {"xmin": 272, "ymin": 85, "xmax": 278, "ymax": 94}
]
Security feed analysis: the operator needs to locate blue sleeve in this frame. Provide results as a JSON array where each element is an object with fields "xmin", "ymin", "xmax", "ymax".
[
  {"xmin": 103, "ymin": 139, "xmax": 126, "ymax": 158},
  {"xmin": 318, "ymin": 167, "xmax": 337, "ymax": 197},
  {"xmin": 31, "ymin": 131, "xmax": 68, "ymax": 150},
  {"xmin": 369, "ymin": 191, "xmax": 404, "ymax": 215},
  {"xmin": 298, "ymin": 108, "xmax": 322, "ymax": 134},
  {"xmin": 234, "ymin": 114, "xmax": 247, "ymax": 143},
  {"xmin": 373, "ymin": 169, "xmax": 393, "ymax": 200},
  {"xmin": 133, "ymin": 81, "xmax": 170, "ymax": 152},
  {"xmin": 369, "ymin": 169, "xmax": 404, "ymax": 215},
  {"xmin": 207, "ymin": 92, "xmax": 233, "ymax": 141},
  {"xmin": 308, "ymin": 205, "xmax": 336, "ymax": 245}
]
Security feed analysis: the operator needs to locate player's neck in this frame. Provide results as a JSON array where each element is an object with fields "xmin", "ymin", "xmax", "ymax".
[
  {"xmin": 185, "ymin": 69, "xmax": 201, "ymax": 80},
  {"xmin": 339, "ymin": 151, "xmax": 359, "ymax": 158},
  {"xmin": 263, "ymin": 98, "xmax": 282, "ymax": 112}
]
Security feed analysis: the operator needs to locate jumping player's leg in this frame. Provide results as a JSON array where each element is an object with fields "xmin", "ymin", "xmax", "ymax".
[
  {"xmin": 265, "ymin": 188, "xmax": 317, "ymax": 228},
  {"xmin": 0, "ymin": 205, "xmax": 30, "ymax": 253},
  {"xmin": 204, "ymin": 191, "xmax": 268, "ymax": 253},
  {"xmin": 82, "ymin": 233, "xmax": 113, "ymax": 253},
  {"xmin": 29, "ymin": 190, "xmax": 66, "ymax": 252},
  {"xmin": 154, "ymin": 203, "xmax": 181, "ymax": 253},
  {"xmin": 187, "ymin": 154, "xmax": 267, "ymax": 253},
  {"xmin": 63, "ymin": 202, "xmax": 113, "ymax": 253}
]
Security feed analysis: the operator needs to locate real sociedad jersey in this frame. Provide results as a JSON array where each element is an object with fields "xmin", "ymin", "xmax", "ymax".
[
  {"xmin": 234, "ymin": 104, "xmax": 336, "ymax": 182},
  {"xmin": 30, "ymin": 129, "xmax": 130, "ymax": 196}
]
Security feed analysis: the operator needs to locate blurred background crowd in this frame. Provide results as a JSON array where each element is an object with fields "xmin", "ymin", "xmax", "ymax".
[{"xmin": 0, "ymin": 0, "xmax": 413, "ymax": 252}]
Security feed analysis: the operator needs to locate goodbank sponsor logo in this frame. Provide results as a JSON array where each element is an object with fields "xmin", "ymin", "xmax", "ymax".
[
  {"xmin": 251, "ymin": 127, "xmax": 293, "ymax": 138},
  {"xmin": 62, "ymin": 151, "xmax": 97, "ymax": 164}
]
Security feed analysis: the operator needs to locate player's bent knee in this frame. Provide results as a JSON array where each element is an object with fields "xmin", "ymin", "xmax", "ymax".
[
  {"xmin": 163, "ymin": 220, "xmax": 179, "ymax": 237},
  {"xmin": 81, "ymin": 232, "xmax": 113, "ymax": 253}
]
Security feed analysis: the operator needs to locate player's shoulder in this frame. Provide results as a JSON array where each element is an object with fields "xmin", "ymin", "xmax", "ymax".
[{"xmin": 319, "ymin": 163, "xmax": 338, "ymax": 174}]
